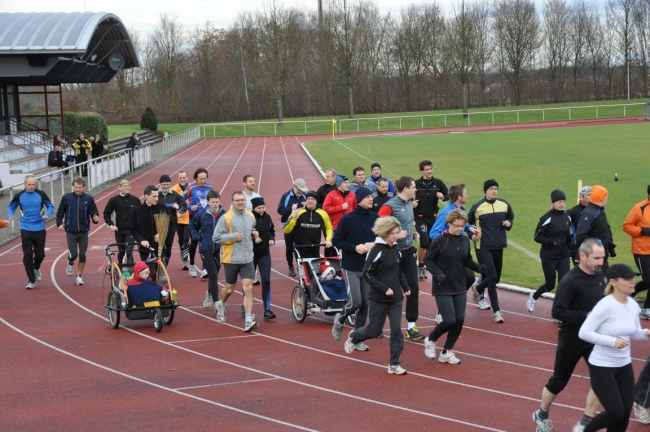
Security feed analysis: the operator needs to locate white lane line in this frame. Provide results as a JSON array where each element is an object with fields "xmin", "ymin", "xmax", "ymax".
[
  {"xmin": 257, "ymin": 136, "xmax": 266, "ymax": 195},
  {"xmin": 48, "ymin": 242, "xmax": 506, "ymax": 431},
  {"xmin": 332, "ymin": 138, "xmax": 400, "ymax": 179},
  {"xmin": 170, "ymin": 335, "xmax": 261, "ymax": 344},
  {"xmin": 280, "ymin": 136, "xmax": 296, "ymax": 182},
  {"xmin": 0, "ymin": 317, "xmax": 315, "ymax": 432},
  {"xmin": 173, "ymin": 377, "xmax": 279, "ymax": 391}
]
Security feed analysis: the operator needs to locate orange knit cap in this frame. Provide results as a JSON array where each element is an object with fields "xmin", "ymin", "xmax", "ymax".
[{"xmin": 590, "ymin": 185, "xmax": 608, "ymax": 205}]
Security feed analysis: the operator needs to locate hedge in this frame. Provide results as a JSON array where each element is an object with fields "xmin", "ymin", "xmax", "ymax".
[{"xmin": 63, "ymin": 111, "xmax": 108, "ymax": 145}]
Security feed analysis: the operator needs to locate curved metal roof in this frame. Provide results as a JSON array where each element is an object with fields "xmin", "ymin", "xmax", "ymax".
[{"xmin": 0, "ymin": 12, "xmax": 138, "ymax": 68}]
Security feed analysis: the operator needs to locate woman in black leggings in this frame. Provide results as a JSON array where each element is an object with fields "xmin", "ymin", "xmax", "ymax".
[
  {"xmin": 578, "ymin": 264, "xmax": 650, "ymax": 432},
  {"xmin": 424, "ymin": 208, "xmax": 486, "ymax": 364},
  {"xmin": 527, "ymin": 189, "xmax": 573, "ymax": 313},
  {"xmin": 251, "ymin": 197, "xmax": 276, "ymax": 319}
]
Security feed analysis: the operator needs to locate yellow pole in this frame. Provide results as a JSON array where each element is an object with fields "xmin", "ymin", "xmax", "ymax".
[
  {"xmin": 332, "ymin": 119, "xmax": 336, "ymax": 140},
  {"xmin": 577, "ymin": 180, "xmax": 582, "ymax": 205}
]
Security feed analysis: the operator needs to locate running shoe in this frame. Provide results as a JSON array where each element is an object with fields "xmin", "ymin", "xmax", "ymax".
[
  {"xmin": 527, "ymin": 291, "xmax": 537, "ymax": 313},
  {"xmin": 201, "ymin": 269, "xmax": 208, "ymax": 279},
  {"xmin": 571, "ymin": 423, "xmax": 584, "ymax": 432},
  {"xmin": 354, "ymin": 342, "xmax": 370, "ymax": 351},
  {"xmin": 553, "ymin": 319, "xmax": 562, "ymax": 324},
  {"xmin": 75, "ymin": 275, "xmax": 84, "ymax": 286},
  {"xmin": 424, "ymin": 337, "xmax": 436, "ymax": 359},
  {"xmin": 264, "ymin": 309, "xmax": 276, "ymax": 320},
  {"xmin": 34, "ymin": 269, "xmax": 42, "ymax": 282},
  {"xmin": 189, "ymin": 265, "xmax": 197, "ymax": 278},
  {"xmin": 641, "ymin": 309, "xmax": 650, "ymax": 320},
  {"xmin": 66, "ymin": 263, "xmax": 74, "ymax": 277},
  {"xmin": 288, "ymin": 266, "xmax": 296, "ymax": 277},
  {"xmin": 478, "ymin": 298, "xmax": 491, "ymax": 310},
  {"xmin": 332, "ymin": 312, "xmax": 344, "ymax": 341},
  {"xmin": 215, "ymin": 301, "xmax": 226, "ymax": 323},
  {"xmin": 406, "ymin": 326, "xmax": 424, "ymax": 341},
  {"xmin": 634, "ymin": 402, "xmax": 650, "ymax": 424},
  {"xmin": 388, "ymin": 364, "xmax": 407, "ymax": 375},
  {"xmin": 203, "ymin": 291, "xmax": 213, "ymax": 308},
  {"xmin": 418, "ymin": 267, "xmax": 426, "ymax": 280},
  {"xmin": 532, "ymin": 410, "xmax": 552, "ymax": 432},
  {"xmin": 25, "ymin": 281, "xmax": 36, "ymax": 290},
  {"xmin": 493, "ymin": 311, "xmax": 504, "ymax": 323},
  {"xmin": 253, "ymin": 279, "xmax": 260, "ymax": 286},
  {"xmin": 434, "ymin": 312, "xmax": 443, "ymax": 324},
  {"xmin": 344, "ymin": 333, "xmax": 355, "ymax": 354},
  {"xmin": 181, "ymin": 260, "xmax": 189, "ymax": 270},
  {"xmin": 438, "ymin": 350, "xmax": 460, "ymax": 364},
  {"xmin": 244, "ymin": 320, "xmax": 258, "ymax": 332}
]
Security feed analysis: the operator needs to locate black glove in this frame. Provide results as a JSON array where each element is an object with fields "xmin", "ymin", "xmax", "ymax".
[
  {"xmin": 609, "ymin": 246, "xmax": 617, "ymax": 258},
  {"xmin": 435, "ymin": 274, "xmax": 446, "ymax": 284},
  {"xmin": 642, "ymin": 228, "xmax": 650, "ymax": 236},
  {"xmin": 478, "ymin": 265, "xmax": 488, "ymax": 277}
]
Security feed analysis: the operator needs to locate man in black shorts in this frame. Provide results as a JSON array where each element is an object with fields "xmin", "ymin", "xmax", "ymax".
[
  {"xmin": 414, "ymin": 160, "xmax": 448, "ymax": 280},
  {"xmin": 533, "ymin": 238, "xmax": 605, "ymax": 432},
  {"xmin": 213, "ymin": 191, "xmax": 260, "ymax": 332}
]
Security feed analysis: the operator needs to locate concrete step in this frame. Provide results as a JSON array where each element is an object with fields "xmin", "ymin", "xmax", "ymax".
[{"xmin": 9, "ymin": 154, "xmax": 45, "ymax": 166}]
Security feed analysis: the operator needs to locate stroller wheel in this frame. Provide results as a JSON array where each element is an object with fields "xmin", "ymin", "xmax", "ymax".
[
  {"xmin": 291, "ymin": 285, "xmax": 307, "ymax": 323},
  {"xmin": 153, "ymin": 308, "xmax": 163, "ymax": 333}
]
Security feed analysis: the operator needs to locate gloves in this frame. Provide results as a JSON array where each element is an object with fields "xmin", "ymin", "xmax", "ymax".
[
  {"xmin": 478, "ymin": 265, "xmax": 488, "ymax": 277},
  {"xmin": 642, "ymin": 228, "xmax": 650, "ymax": 236},
  {"xmin": 435, "ymin": 274, "xmax": 446, "ymax": 284},
  {"xmin": 609, "ymin": 246, "xmax": 617, "ymax": 258}
]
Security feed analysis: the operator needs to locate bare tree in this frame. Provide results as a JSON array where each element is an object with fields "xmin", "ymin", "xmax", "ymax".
[
  {"xmin": 608, "ymin": 0, "xmax": 636, "ymax": 99},
  {"xmin": 493, "ymin": 0, "xmax": 541, "ymax": 105},
  {"xmin": 149, "ymin": 14, "xmax": 184, "ymax": 120},
  {"xmin": 570, "ymin": 0, "xmax": 590, "ymax": 89},
  {"xmin": 542, "ymin": 0, "xmax": 572, "ymax": 102},
  {"xmin": 583, "ymin": 1, "xmax": 604, "ymax": 99},
  {"xmin": 422, "ymin": 3, "xmax": 445, "ymax": 108},
  {"xmin": 634, "ymin": 0, "xmax": 650, "ymax": 96},
  {"xmin": 602, "ymin": 12, "xmax": 620, "ymax": 98}
]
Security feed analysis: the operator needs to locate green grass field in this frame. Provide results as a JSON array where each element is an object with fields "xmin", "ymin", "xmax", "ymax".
[{"xmin": 304, "ymin": 122, "xmax": 650, "ymax": 289}]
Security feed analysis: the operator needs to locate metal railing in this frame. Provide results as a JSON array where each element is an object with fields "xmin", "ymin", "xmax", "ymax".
[
  {"xmin": 162, "ymin": 126, "xmax": 201, "ymax": 156},
  {"xmin": 199, "ymin": 102, "xmax": 647, "ymax": 138}
]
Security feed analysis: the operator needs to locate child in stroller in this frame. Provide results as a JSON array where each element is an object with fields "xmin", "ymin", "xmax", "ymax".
[
  {"xmin": 126, "ymin": 261, "xmax": 170, "ymax": 306},
  {"xmin": 319, "ymin": 265, "xmax": 347, "ymax": 301}
]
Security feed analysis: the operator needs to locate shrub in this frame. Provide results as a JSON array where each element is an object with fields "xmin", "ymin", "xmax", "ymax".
[
  {"xmin": 62, "ymin": 111, "xmax": 108, "ymax": 145},
  {"xmin": 140, "ymin": 107, "xmax": 158, "ymax": 131}
]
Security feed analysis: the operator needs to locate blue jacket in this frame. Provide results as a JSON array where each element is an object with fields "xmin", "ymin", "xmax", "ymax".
[
  {"xmin": 429, "ymin": 202, "xmax": 475, "ymax": 239},
  {"xmin": 332, "ymin": 206, "xmax": 378, "ymax": 272},
  {"xmin": 277, "ymin": 189, "xmax": 306, "ymax": 222},
  {"xmin": 184, "ymin": 181, "xmax": 214, "ymax": 217},
  {"xmin": 189, "ymin": 206, "xmax": 225, "ymax": 254},
  {"xmin": 56, "ymin": 192, "xmax": 99, "ymax": 233},
  {"xmin": 7, "ymin": 189, "xmax": 54, "ymax": 231}
]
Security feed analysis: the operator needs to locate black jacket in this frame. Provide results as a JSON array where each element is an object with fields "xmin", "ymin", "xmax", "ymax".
[
  {"xmin": 126, "ymin": 137, "xmax": 140, "ymax": 151},
  {"xmin": 362, "ymin": 238, "xmax": 410, "ymax": 303},
  {"xmin": 575, "ymin": 203, "xmax": 616, "ymax": 258},
  {"xmin": 91, "ymin": 140, "xmax": 104, "ymax": 158},
  {"xmin": 158, "ymin": 189, "xmax": 187, "ymax": 225},
  {"xmin": 103, "ymin": 193, "xmax": 141, "ymax": 231},
  {"xmin": 48, "ymin": 150, "xmax": 65, "ymax": 166},
  {"xmin": 332, "ymin": 206, "xmax": 378, "ymax": 272},
  {"xmin": 316, "ymin": 183, "xmax": 336, "ymax": 208},
  {"xmin": 425, "ymin": 233, "xmax": 485, "ymax": 295},
  {"xmin": 566, "ymin": 203, "xmax": 586, "ymax": 231},
  {"xmin": 370, "ymin": 191, "xmax": 393, "ymax": 213},
  {"xmin": 130, "ymin": 202, "xmax": 168, "ymax": 246},
  {"xmin": 534, "ymin": 209, "xmax": 573, "ymax": 259},
  {"xmin": 414, "ymin": 177, "xmax": 448, "ymax": 218},
  {"xmin": 552, "ymin": 265, "xmax": 606, "ymax": 335},
  {"xmin": 253, "ymin": 211, "xmax": 275, "ymax": 258}
]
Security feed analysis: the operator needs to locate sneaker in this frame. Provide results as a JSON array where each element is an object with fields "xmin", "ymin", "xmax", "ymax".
[
  {"xmin": 388, "ymin": 364, "xmax": 407, "ymax": 375},
  {"xmin": 471, "ymin": 282, "xmax": 481, "ymax": 304},
  {"xmin": 288, "ymin": 266, "xmax": 296, "ymax": 277},
  {"xmin": 494, "ymin": 311, "xmax": 504, "ymax": 323},
  {"xmin": 405, "ymin": 326, "xmax": 424, "ymax": 341},
  {"xmin": 571, "ymin": 423, "xmax": 584, "ymax": 432},
  {"xmin": 532, "ymin": 410, "xmax": 552, "ymax": 432},
  {"xmin": 25, "ymin": 281, "xmax": 36, "ymax": 290},
  {"xmin": 634, "ymin": 402, "xmax": 650, "ymax": 424},
  {"xmin": 253, "ymin": 279, "xmax": 260, "ymax": 285},
  {"xmin": 418, "ymin": 266, "xmax": 426, "ymax": 280},
  {"xmin": 354, "ymin": 342, "xmax": 370, "ymax": 351},
  {"xmin": 201, "ymin": 269, "xmax": 208, "ymax": 279},
  {"xmin": 244, "ymin": 320, "xmax": 258, "ymax": 332},
  {"xmin": 75, "ymin": 275, "xmax": 84, "ymax": 286},
  {"xmin": 215, "ymin": 301, "xmax": 226, "ymax": 323},
  {"xmin": 376, "ymin": 333, "xmax": 384, "ymax": 338},
  {"xmin": 527, "ymin": 291, "xmax": 537, "ymax": 313},
  {"xmin": 424, "ymin": 337, "xmax": 436, "ymax": 359},
  {"xmin": 241, "ymin": 305, "xmax": 245, "ymax": 318},
  {"xmin": 553, "ymin": 319, "xmax": 562, "ymax": 324},
  {"xmin": 34, "ymin": 269, "xmax": 42, "ymax": 282},
  {"xmin": 203, "ymin": 291, "xmax": 213, "ymax": 308},
  {"xmin": 181, "ymin": 260, "xmax": 189, "ymax": 270},
  {"xmin": 189, "ymin": 265, "xmax": 197, "ymax": 278},
  {"xmin": 66, "ymin": 263, "xmax": 74, "ymax": 277},
  {"xmin": 344, "ymin": 334, "xmax": 355, "ymax": 354},
  {"xmin": 478, "ymin": 298, "xmax": 491, "ymax": 310},
  {"xmin": 332, "ymin": 312, "xmax": 344, "ymax": 341},
  {"xmin": 439, "ymin": 350, "xmax": 461, "ymax": 364},
  {"xmin": 264, "ymin": 309, "xmax": 276, "ymax": 320},
  {"xmin": 641, "ymin": 309, "xmax": 650, "ymax": 320},
  {"xmin": 434, "ymin": 312, "xmax": 443, "ymax": 324}
]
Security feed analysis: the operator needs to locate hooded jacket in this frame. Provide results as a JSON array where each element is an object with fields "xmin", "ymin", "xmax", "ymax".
[
  {"xmin": 189, "ymin": 206, "xmax": 226, "ymax": 254},
  {"xmin": 213, "ymin": 208, "xmax": 256, "ymax": 264}
]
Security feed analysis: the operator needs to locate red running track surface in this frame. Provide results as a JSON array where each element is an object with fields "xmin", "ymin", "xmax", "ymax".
[{"xmin": 2, "ymin": 127, "xmax": 649, "ymax": 431}]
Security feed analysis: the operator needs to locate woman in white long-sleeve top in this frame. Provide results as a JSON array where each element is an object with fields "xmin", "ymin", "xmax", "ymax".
[{"xmin": 578, "ymin": 263, "xmax": 650, "ymax": 432}]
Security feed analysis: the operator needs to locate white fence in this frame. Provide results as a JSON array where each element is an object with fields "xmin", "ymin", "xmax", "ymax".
[
  {"xmin": 199, "ymin": 102, "xmax": 647, "ymax": 137},
  {"xmin": 163, "ymin": 126, "xmax": 201, "ymax": 156}
]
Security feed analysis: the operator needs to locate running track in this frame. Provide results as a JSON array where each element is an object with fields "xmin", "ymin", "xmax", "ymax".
[{"xmin": 2, "ymin": 125, "xmax": 649, "ymax": 431}]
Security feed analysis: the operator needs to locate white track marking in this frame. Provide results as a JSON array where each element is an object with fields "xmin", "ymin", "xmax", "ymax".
[
  {"xmin": 257, "ymin": 137, "xmax": 266, "ymax": 195},
  {"xmin": 173, "ymin": 377, "xmax": 280, "ymax": 391},
  {"xmin": 280, "ymin": 136, "xmax": 296, "ymax": 182}
]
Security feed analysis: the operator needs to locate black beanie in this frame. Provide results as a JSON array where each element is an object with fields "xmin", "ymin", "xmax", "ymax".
[
  {"xmin": 251, "ymin": 197, "xmax": 265, "ymax": 209},
  {"xmin": 551, "ymin": 189, "xmax": 566, "ymax": 203},
  {"xmin": 483, "ymin": 179, "xmax": 499, "ymax": 192},
  {"xmin": 159, "ymin": 174, "xmax": 172, "ymax": 183}
]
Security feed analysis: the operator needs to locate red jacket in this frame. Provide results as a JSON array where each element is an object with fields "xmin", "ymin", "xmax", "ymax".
[
  {"xmin": 323, "ymin": 190, "xmax": 357, "ymax": 229},
  {"xmin": 623, "ymin": 198, "xmax": 650, "ymax": 255}
]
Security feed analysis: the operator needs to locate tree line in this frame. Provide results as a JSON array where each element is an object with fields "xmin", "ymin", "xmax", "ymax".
[{"xmin": 63, "ymin": 0, "xmax": 650, "ymax": 125}]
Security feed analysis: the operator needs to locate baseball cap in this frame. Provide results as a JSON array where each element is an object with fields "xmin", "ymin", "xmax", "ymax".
[
  {"xmin": 606, "ymin": 263, "xmax": 640, "ymax": 281},
  {"xmin": 294, "ymin": 178, "xmax": 308, "ymax": 192}
]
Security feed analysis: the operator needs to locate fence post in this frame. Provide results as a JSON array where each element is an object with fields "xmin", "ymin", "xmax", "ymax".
[
  {"xmin": 213, "ymin": 125, "xmax": 215, "ymax": 137},
  {"xmin": 596, "ymin": 107, "xmax": 599, "ymax": 118},
  {"xmin": 274, "ymin": 123, "xmax": 277, "ymax": 136},
  {"xmin": 543, "ymin": 109, "xmax": 545, "ymax": 122},
  {"xmin": 400, "ymin": 117, "xmax": 402, "ymax": 130},
  {"xmin": 357, "ymin": 119, "xmax": 359, "ymax": 132},
  {"xmin": 421, "ymin": 116, "xmax": 424, "ymax": 128},
  {"xmin": 244, "ymin": 123, "xmax": 247, "ymax": 137},
  {"xmin": 517, "ymin": 111, "xmax": 520, "ymax": 123},
  {"xmin": 444, "ymin": 115, "xmax": 447, "ymax": 127},
  {"xmin": 624, "ymin": 105, "xmax": 627, "ymax": 117},
  {"xmin": 467, "ymin": 113, "xmax": 470, "ymax": 126},
  {"xmin": 492, "ymin": 112, "xmax": 495, "ymax": 124},
  {"xmin": 569, "ymin": 108, "xmax": 571, "ymax": 120},
  {"xmin": 377, "ymin": 118, "xmax": 380, "ymax": 131},
  {"xmin": 304, "ymin": 122, "xmax": 307, "ymax": 134}
]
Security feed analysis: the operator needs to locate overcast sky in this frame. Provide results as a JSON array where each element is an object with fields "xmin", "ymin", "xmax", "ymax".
[{"xmin": 7, "ymin": 0, "xmax": 609, "ymax": 40}]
